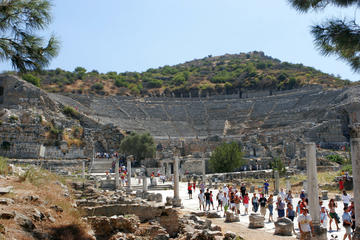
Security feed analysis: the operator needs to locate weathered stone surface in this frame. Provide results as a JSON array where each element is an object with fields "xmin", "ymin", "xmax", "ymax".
[
  {"xmin": 225, "ymin": 211, "xmax": 239, "ymax": 223},
  {"xmin": 335, "ymin": 194, "xmax": 342, "ymax": 201},
  {"xmin": 32, "ymin": 209, "xmax": 45, "ymax": 221},
  {"xmin": 274, "ymin": 217, "xmax": 293, "ymax": 236},
  {"xmin": 0, "ymin": 211, "xmax": 15, "ymax": 219},
  {"xmin": 0, "ymin": 198, "xmax": 14, "ymax": 205},
  {"xmin": 249, "ymin": 213, "xmax": 264, "ymax": 228},
  {"xmin": 224, "ymin": 231, "xmax": 237, "ymax": 239},
  {"xmin": 210, "ymin": 224, "xmax": 221, "ymax": 232},
  {"xmin": 0, "ymin": 186, "xmax": 13, "ymax": 195},
  {"xmin": 207, "ymin": 212, "xmax": 221, "ymax": 218},
  {"xmin": 15, "ymin": 212, "xmax": 35, "ymax": 231},
  {"xmin": 154, "ymin": 193, "xmax": 163, "ymax": 202},
  {"xmin": 321, "ymin": 190, "xmax": 328, "ymax": 200},
  {"xmin": 87, "ymin": 215, "xmax": 140, "ymax": 238}
]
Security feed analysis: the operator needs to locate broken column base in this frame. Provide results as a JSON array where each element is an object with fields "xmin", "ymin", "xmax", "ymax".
[
  {"xmin": 353, "ymin": 227, "xmax": 360, "ymax": 240},
  {"xmin": 172, "ymin": 198, "xmax": 182, "ymax": 207},
  {"xmin": 312, "ymin": 225, "xmax": 327, "ymax": 240}
]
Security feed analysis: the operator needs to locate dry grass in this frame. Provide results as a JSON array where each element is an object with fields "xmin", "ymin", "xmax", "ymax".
[{"xmin": 0, "ymin": 164, "xmax": 93, "ymax": 240}]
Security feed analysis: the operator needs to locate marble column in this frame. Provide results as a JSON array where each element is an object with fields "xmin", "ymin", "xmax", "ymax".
[
  {"xmin": 173, "ymin": 156, "xmax": 181, "ymax": 207},
  {"xmin": 286, "ymin": 176, "xmax": 291, "ymax": 193},
  {"xmin": 166, "ymin": 163, "xmax": 171, "ymax": 178},
  {"xmin": 306, "ymin": 142, "xmax": 327, "ymax": 240},
  {"xmin": 274, "ymin": 170, "xmax": 279, "ymax": 195},
  {"xmin": 142, "ymin": 174, "xmax": 147, "ymax": 192},
  {"xmin": 127, "ymin": 156, "xmax": 132, "ymax": 191},
  {"xmin": 350, "ymin": 124, "xmax": 360, "ymax": 240},
  {"xmin": 115, "ymin": 158, "xmax": 119, "ymax": 189},
  {"xmin": 82, "ymin": 160, "xmax": 85, "ymax": 179},
  {"xmin": 202, "ymin": 159, "xmax": 206, "ymax": 182}
]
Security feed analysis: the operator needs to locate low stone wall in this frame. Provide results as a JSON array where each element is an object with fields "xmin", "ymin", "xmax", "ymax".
[
  {"xmin": 44, "ymin": 146, "xmax": 85, "ymax": 159},
  {"xmin": 82, "ymin": 204, "xmax": 180, "ymax": 237}
]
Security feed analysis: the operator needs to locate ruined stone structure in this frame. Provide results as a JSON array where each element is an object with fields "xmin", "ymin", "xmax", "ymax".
[
  {"xmin": 0, "ymin": 75, "xmax": 124, "ymax": 161},
  {"xmin": 1, "ymin": 74, "xmax": 360, "ymax": 172}
]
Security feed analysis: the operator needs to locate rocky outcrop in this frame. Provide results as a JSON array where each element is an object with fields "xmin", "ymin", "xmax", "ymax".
[{"xmin": 274, "ymin": 217, "xmax": 293, "ymax": 236}]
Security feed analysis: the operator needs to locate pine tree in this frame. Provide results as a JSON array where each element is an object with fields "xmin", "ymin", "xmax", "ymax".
[
  {"xmin": 0, "ymin": 0, "xmax": 59, "ymax": 72},
  {"xmin": 289, "ymin": 0, "xmax": 360, "ymax": 72}
]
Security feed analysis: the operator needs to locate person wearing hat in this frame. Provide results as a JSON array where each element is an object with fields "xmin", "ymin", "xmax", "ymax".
[
  {"xmin": 320, "ymin": 206, "xmax": 330, "ymax": 229},
  {"xmin": 298, "ymin": 208, "xmax": 314, "ymax": 240},
  {"xmin": 300, "ymin": 189, "xmax": 306, "ymax": 199}
]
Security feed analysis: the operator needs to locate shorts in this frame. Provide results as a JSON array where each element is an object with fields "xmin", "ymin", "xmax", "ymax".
[
  {"xmin": 235, "ymin": 203, "xmax": 240, "ymax": 210},
  {"xmin": 244, "ymin": 204, "xmax": 249, "ymax": 208},
  {"xmin": 188, "ymin": 189, "xmax": 192, "ymax": 194},
  {"xmin": 344, "ymin": 226, "xmax": 351, "ymax": 235},
  {"xmin": 206, "ymin": 200, "xmax": 211, "ymax": 206},
  {"xmin": 278, "ymin": 209, "xmax": 285, "ymax": 218},
  {"xmin": 329, "ymin": 212, "xmax": 340, "ymax": 223},
  {"xmin": 260, "ymin": 206, "xmax": 266, "ymax": 216},
  {"xmin": 230, "ymin": 203, "xmax": 235, "ymax": 208},
  {"xmin": 218, "ymin": 200, "xmax": 223, "ymax": 205},
  {"xmin": 300, "ymin": 232, "xmax": 311, "ymax": 240}
]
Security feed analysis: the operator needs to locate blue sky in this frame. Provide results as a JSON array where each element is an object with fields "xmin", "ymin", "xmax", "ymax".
[{"xmin": 2, "ymin": 0, "xmax": 359, "ymax": 81}]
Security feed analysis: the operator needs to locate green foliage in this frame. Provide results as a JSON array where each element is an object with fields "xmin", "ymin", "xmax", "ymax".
[
  {"xmin": 0, "ymin": 157, "xmax": 8, "ymax": 175},
  {"xmin": 22, "ymin": 73, "xmax": 41, "ymax": 87},
  {"xmin": 341, "ymin": 164, "xmax": 352, "ymax": 175},
  {"xmin": 32, "ymin": 51, "xmax": 351, "ymax": 96},
  {"xmin": 326, "ymin": 154, "xmax": 345, "ymax": 164},
  {"xmin": 119, "ymin": 132, "xmax": 156, "ymax": 162},
  {"xmin": 91, "ymin": 82, "xmax": 104, "ymax": 91},
  {"xmin": 289, "ymin": 0, "xmax": 360, "ymax": 72},
  {"xmin": 74, "ymin": 67, "xmax": 87, "ymax": 79},
  {"xmin": 209, "ymin": 142, "xmax": 245, "ymax": 173},
  {"xmin": 271, "ymin": 157, "xmax": 286, "ymax": 175},
  {"xmin": 0, "ymin": 0, "xmax": 59, "ymax": 72},
  {"xmin": 63, "ymin": 106, "xmax": 80, "ymax": 119},
  {"xmin": 9, "ymin": 115, "xmax": 18, "ymax": 123}
]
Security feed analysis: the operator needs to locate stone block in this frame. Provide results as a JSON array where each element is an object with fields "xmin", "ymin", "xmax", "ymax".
[
  {"xmin": 321, "ymin": 190, "xmax": 328, "ymax": 200},
  {"xmin": 248, "ymin": 213, "xmax": 264, "ymax": 228},
  {"xmin": 225, "ymin": 211, "xmax": 239, "ymax": 223},
  {"xmin": 274, "ymin": 217, "xmax": 293, "ymax": 236}
]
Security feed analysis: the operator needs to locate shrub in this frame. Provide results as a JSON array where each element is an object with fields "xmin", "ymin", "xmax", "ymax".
[
  {"xmin": 341, "ymin": 164, "xmax": 352, "ymax": 174},
  {"xmin": 91, "ymin": 82, "xmax": 104, "ymax": 91},
  {"xmin": 326, "ymin": 154, "xmax": 344, "ymax": 165},
  {"xmin": 22, "ymin": 73, "xmax": 41, "ymax": 87},
  {"xmin": 114, "ymin": 79, "xmax": 129, "ymax": 88},
  {"xmin": 209, "ymin": 142, "xmax": 246, "ymax": 173},
  {"xmin": 63, "ymin": 106, "xmax": 80, "ymax": 119},
  {"xmin": 9, "ymin": 115, "xmax": 18, "ymax": 123},
  {"xmin": 0, "ymin": 157, "xmax": 8, "ymax": 175}
]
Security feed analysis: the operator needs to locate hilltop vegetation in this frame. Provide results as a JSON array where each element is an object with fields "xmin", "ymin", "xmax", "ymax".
[{"xmin": 13, "ymin": 51, "xmax": 352, "ymax": 97}]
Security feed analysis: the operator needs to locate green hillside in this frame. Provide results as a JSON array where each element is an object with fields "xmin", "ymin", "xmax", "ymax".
[{"xmin": 16, "ymin": 51, "xmax": 352, "ymax": 97}]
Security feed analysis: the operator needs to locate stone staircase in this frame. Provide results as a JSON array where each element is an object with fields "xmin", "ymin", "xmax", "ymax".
[{"xmin": 90, "ymin": 158, "xmax": 114, "ymax": 173}]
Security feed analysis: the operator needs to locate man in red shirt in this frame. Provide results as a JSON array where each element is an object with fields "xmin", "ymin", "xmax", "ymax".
[{"xmin": 339, "ymin": 178, "xmax": 344, "ymax": 191}]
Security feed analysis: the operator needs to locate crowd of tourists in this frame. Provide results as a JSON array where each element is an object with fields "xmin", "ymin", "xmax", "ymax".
[{"xmin": 187, "ymin": 180, "xmax": 356, "ymax": 240}]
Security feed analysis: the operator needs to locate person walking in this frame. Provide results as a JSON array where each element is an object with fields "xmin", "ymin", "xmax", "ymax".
[
  {"xmin": 298, "ymin": 208, "xmax": 315, "ymax": 240},
  {"xmin": 342, "ymin": 191, "xmax": 351, "ymax": 208},
  {"xmin": 243, "ymin": 193, "xmax": 249, "ymax": 215},
  {"xmin": 329, "ymin": 198, "xmax": 340, "ymax": 231},
  {"xmin": 240, "ymin": 183, "xmax": 246, "ymax": 198},
  {"xmin": 342, "ymin": 206, "xmax": 352, "ymax": 240},
  {"xmin": 210, "ymin": 191, "xmax": 215, "ymax": 210},
  {"xmin": 216, "ymin": 190, "xmax": 223, "ymax": 211},
  {"xmin": 187, "ymin": 182, "xmax": 193, "ymax": 199},
  {"xmin": 251, "ymin": 193, "xmax": 259, "ymax": 213},
  {"xmin": 264, "ymin": 180, "xmax": 269, "ymax": 196},
  {"xmin": 267, "ymin": 194, "xmax": 274, "ymax": 222},
  {"xmin": 320, "ymin": 206, "xmax": 330, "ymax": 229},
  {"xmin": 286, "ymin": 203, "xmax": 295, "ymax": 221},
  {"xmin": 276, "ymin": 196, "xmax": 286, "ymax": 219},
  {"xmin": 204, "ymin": 189, "xmax": 211, "ymax": 211},
  {"xmin": 259, "ymin": 194, "xmax": 267, "ymax": 217},
  {"xmin": 198, "ymin": 190, "xmax": 205, "ymax": 211}
]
